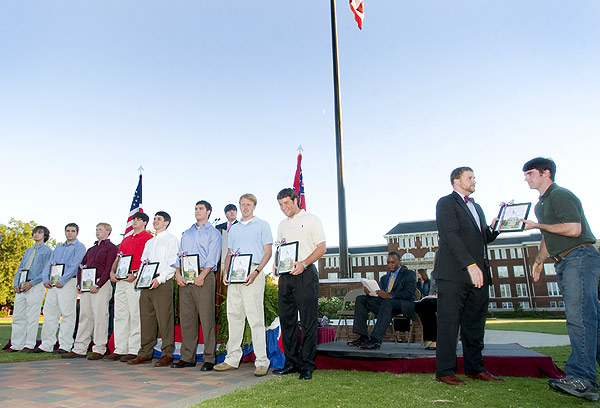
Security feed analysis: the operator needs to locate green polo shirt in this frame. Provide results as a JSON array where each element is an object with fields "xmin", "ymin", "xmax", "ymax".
[{"xmin": 534, "ymin": 183, "xmax": 596, "ymax": 257}]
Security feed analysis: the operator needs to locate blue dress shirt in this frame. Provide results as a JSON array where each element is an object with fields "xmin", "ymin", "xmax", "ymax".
[
  {"xmin": 44, "ymin": 239, "xmax": 87, "ymax": 286},
  {"xmin": 177, "ymin": 222, "xmax": 222, "ymax": 271},
  {"xmin": 13, "ymin": 244, "xmax": 52, "ymax": 287}
]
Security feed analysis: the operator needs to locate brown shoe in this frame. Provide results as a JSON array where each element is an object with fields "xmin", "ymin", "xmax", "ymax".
[
  {"xmin": 62, "ymin": 351, "xmax": 87, "ymax": 358},
  {"xmin": 467, "ymin": 371, "xmax": 505, "ymax": 382},
  {"xmin": 436, "ymin": 374, "xmax": 467, "ymax": 385},
  {"xmin": 154, "ymin": 355, "xmax": 173, "ymax": 367},
  {"xmin": 103, "ymin": 353, "xmax": 124, "ymax": 361},
  {"xmin": 128, "ymin": 356, "xmax": 153, "ymax": 365},
  {"xmin": 120, "ymin": 354, "xmax": 137, "ymax": 362},
  {"xmin": 87, "ymin": 352, "xmax": 104, "ymax": 360}
]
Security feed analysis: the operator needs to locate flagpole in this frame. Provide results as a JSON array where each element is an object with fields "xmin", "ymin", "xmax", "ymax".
[{"xmin": 329, "ymin": 0, "xmax": 350, "ymax": 279}]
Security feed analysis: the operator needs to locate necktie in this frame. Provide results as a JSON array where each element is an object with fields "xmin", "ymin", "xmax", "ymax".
[
  {"xmin": 386, "ymin": 273, "xmax": 396, "ymax": 293},
  {"xmin": 24, "ymin": 246, "xmax": 37, "ymax": 270}
]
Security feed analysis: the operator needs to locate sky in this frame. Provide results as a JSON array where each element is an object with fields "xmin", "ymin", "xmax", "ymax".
[{"xmin": 1, "ymin": 1, "xmax": 599, "ymax": 252}]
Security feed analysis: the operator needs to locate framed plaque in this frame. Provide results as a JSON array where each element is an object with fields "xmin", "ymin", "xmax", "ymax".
[
  {"xmin": 494, "ymin": 202, "xmax": 532, "ymax": 233},
  {"xmin": 50, "ymin": 264, "xmax": 65, "ymax": 286},
  {"xmin": 228, "ymin": 254, "xmax": 253, "ymax": 284},
  {"xmin": 18, "ymin": 270, "xmax": 29, "ymax": 290},
  {"xmin": 276, "ymin": 241, "xmax": 299, "ymax": 275},
  {"xmin": 182, "ymin": 254, "xmax": 200, "ymax": 283},
  {"xmin": 135, "ymin": 262, "xmax": 159, "ymax": 290},
  {"xmin": 116, "ymin": 254, "xmax": 133, "ymax": 280},
  {"xmin": 80, "ymin": 267, "xmax": 97, "ymax": 292}
]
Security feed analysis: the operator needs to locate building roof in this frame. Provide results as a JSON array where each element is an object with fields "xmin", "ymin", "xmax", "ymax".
[
  {"xmin": 324, "ymin": 245, "xmax": 388, "ymax": 255},
  {"xmin": 385, "ymin": 220, "xmax": 438, "ymax": 235}
]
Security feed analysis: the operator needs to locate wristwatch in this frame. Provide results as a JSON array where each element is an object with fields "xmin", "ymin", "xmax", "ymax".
[{"xmin": 301, "ymin": 261, "xmax": 307, "ymax": 269}]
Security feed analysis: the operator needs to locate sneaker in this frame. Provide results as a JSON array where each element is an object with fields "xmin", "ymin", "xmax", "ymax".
[
  {"xmin": 548, "ymin": 377, "xmax": 599, "ymax": 401},
  {"xmin": 214, "ymin": 362, "xmax": 238, "ymax": 371},
  {"xmin": 254, "ymin": 366, "xmax": 269, "ymax": 376}
]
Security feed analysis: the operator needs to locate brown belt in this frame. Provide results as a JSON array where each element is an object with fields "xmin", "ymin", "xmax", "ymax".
[{"xmin": 552, "ymin": 243, "xmax": 593, "ymax": 263}]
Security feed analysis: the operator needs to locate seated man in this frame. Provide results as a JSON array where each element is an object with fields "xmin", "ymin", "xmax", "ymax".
[{"xmin": 348, "ymin": 251, "xmax": 416, "ymax": 349}]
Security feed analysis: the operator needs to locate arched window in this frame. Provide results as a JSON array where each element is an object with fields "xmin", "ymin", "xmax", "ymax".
[
  {"xmin": 401, "ymin": 253, "xmax": 415, "ymax": 261},
  {"xmin": 424, "ymin": 251, "xmax": 436, "ymax": 260}
]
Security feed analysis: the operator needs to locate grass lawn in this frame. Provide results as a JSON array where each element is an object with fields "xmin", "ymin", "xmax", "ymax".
[
  {"xmin": 0, "ymin": 323, "xmax": 60, "ymax": 363},
  {"xmin": 486, "ymin": 319, "xmax": 568, "ymax": 335}
]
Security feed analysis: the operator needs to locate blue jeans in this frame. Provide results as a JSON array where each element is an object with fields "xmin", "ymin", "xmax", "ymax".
[{"xmin": 555, "ymin": 245, "xmax": 600, "ymax": 384}]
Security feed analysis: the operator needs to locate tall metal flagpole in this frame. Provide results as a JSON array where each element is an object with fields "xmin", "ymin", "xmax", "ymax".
[{"xmin": 329, "ymin": 0, "xmax": 349, "ymax": 279}]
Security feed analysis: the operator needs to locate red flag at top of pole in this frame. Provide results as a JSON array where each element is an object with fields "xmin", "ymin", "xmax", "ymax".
[
  {"xmin": 349, "ymin": 0, "xmax": 364, "ymax": 29},
  {"xmin": 293, "ymin": 148, "xmax": 306, "ymax": 210},
  {"xmin": 124, "ymin": 173, "xmax": 143, "ymax": 237}
]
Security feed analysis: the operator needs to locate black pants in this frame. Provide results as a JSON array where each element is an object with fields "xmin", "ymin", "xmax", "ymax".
[
  {"xmin": 436, "ymin": 279, "xmax": 488, "ymax": 377},
  {"xmin": 278, "ymin": 265, "xmax": 319, "ymax": 371},
  {"xmin": 414, "ymin": 298, "xmax": 437, "ymax": 342},
  {"xmin": 353, "ymin": 295, "xmax": 405, "ymax": 342}
]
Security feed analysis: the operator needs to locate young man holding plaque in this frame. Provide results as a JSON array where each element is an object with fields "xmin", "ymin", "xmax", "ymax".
[
  {"xmin": 523, "ymin": 157, "xmax": 600, "ymax": 401},
  {"xmin": 63, "ymin": 223, "xmax": 118, "ymax": 360},
  {"xmin": 128, "ymin": 211, "xmax": 179, "ymax": 367},
  {"xmin": 35, "ymin": 223, "xmax": 86, "ymax": 354},
  {"xmin": 8, "ymin": 226, "xmax": 52, "ymax": 352},
  {"xmin": 434, "ymin": 167, "xmax": 501, "ymax": 386},
  {"xmin": 173, "ymin": 200, "xmax": 221, "ymax": 370},
  {"xmin": 272, "ymin": 188, "xmax": 326, "ymax": 380},
  {"xmin": 214, "ymin": 194, "xmax": 273, "ymax": 376},
  {"xmin": 104, "ymin": 212, "xmax": 153, "ymax": 362}
]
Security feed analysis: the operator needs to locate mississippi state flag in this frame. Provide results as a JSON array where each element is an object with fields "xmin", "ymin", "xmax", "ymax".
[
  {"xmin": 124, "ymin": 174, "xmax": 143, "ymax": 237},
  {"xmin": 350, "ymin": 0, "xmax": 364, "ymax": 29},
  {"xmin": 293, "ymin": 152, "xmax": 306, "ymax": 210}
]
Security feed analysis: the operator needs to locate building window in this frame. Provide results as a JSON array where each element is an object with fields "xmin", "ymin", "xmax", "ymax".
[
  {"xmin": 487, "ymin": 249, "xmax": 492, "ymax": 259},
  {"xmin": 353, "ymin": 272, "xmax": 361, "ymax": 279},
  {"xmin": 497, "ymin": 266, "xmax": 509, "ymax": 278},
  {"xmin": 401, "ymin": 253, "xmax": 415, "ymax": 262},
  {"xmin": 433, "ymin": 235, "xmax": 438, "ymax": 246},
  {"xmin": 369, "ymin": 256, "xmax": 374, "ymax": 266},
  {"xmin": 516, "ymin": 283, "xmax": 528, "ymax": 297},
  {"xmin": 424, "ymin": 251, "xmax": 435, "ymax": 260},
  {"xmin": 488, "ymin": 302, "xmax": 497, "ymax": 310},
  {"xmin": 365, "ymin": 272, "xmax": 375, "ymax": 280},
  {"xmin": 493, "ymin": 249, "xmax": 500, "ymax": 260},
  {"xmin": 513, "ymin": 265, "xmax": 525, "ymax": 277},
  {"xmin": 550, "ymin": 301, "xmax": 557, "ymax": 308},
  {"xmin": 509, "ymin": 248, "xmax": 516, "ymax": 259},
  {"xmin": 519, "ymin": 301, "xmax": 530, "ymax": 310},
  {"xmin": 500, "ymin": 284, "xmax": 511, "ymax": 298},
  {"xmin": 544, "ymin": 263, "xmax": 556, "ymax": 275},
  {"xmin": 379, "ymin": 271, "xmax": 387, "ymax": 280},
  {"xmin": 558, "ymin": 301, "xmax": 565, "ymax": 308},
  {"xmin": 489, "ymin": 285, "xmax": 496, "ymax": 298},
  {"xmin": 327, "ymin": 273, "xmax": 338, "ymax": 280},
  {"xmin": 502, "ymin": 302, "xmax": 513, "ymax": 309},
  {"xmin": 352, "ymin": 257, "xmax": 357, "ymax": 267},
  {"xmin": 409, "ymin": 236, "xmax": 416, "ymax": 248},
  {"xmin": 501, "ymin": 249, "xmax": 507, "ymax": 259},
  {"xmin": 516, "ymin": 248, "xmax": 523, "ymax": 258},
  {"xmin": 547, "ymin": 282, "xmax": 560, "ymax": 296}
]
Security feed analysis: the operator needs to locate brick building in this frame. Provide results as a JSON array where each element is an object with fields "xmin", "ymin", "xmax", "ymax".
[{"xmin": 317, "ymin": 220, "xmax": 583, "ymax": 312}]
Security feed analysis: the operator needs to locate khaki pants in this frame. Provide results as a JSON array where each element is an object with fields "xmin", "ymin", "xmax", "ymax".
[
  {"xmin": 10, "ymin": 283, "xmax": 45, "ymax": 350},
  {"xmin": 138, "ymin": 278, "xmax": 174, "ymax": 358},
  {"xmin": 179, "ymin": 273, "xmax": 216, "ymax": 363},
  {"xmin": 39, "ymin": 279, "xmax": 78, "ymax": 352},
  {"xmin": 113, "ymin": 280, "xmax": 141, "ymax": 355},
  {"xmin": 72, "ymin": 283, "xmax": 111, "ymax": 355}
]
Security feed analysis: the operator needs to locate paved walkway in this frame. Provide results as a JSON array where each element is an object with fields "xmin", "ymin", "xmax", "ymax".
[{"xmin": 0, "ymin": 357, "xmax": 271, "ymax": 408}]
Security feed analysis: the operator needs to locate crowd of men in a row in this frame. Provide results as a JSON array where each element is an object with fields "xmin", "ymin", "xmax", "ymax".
[{"xmin": 8, "ymin": 188, "xmax": 326, "ymax": 380}]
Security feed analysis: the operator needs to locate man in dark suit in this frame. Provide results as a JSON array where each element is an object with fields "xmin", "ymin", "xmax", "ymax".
[
  {"xmin": 434, "ymin": 166, "xmax": 502, "ymax": 385},
  {"xmin": 348, "ymin": 251, "xmax": 416, "ymax": 349},
  {"xmin": 215, "ymin": 204, "xmax": 238, "ymax": 232}
]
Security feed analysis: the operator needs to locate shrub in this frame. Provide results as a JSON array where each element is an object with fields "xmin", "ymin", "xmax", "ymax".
[{"xmin": 318, "ymin": 297, "xmax": 344, "ymax": 319}]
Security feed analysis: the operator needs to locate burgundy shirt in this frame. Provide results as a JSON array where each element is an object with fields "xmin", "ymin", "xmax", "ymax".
[
  {"xmin": 118, "ymin": 230, "xmax": 153, "ymax": 271},
  {"xmin": 78, "ymin": 239, "xmax": 118, "ymax": 289}
]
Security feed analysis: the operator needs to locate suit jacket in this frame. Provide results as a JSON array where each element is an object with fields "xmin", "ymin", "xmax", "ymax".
[
  {"xmin": 433, "ymin": 191, "xmax": 498, "ymax": 285},
  {"xmin": 379, "ymin": 266, "xmax": 417, "ymax": 319},
  {"xmin": 215, "ymin": 220, "xmax": 238, "ymax": 232}
]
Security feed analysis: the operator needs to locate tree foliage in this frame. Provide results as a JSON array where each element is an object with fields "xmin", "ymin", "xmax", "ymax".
[{"xmin": 0, "ymin": 218, "xmax": 57, "ymax": 307}]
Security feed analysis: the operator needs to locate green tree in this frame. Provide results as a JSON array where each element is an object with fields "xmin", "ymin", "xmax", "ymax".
[{"xmin": 0, "ymin": 219, "xmax": 57, "ymax": 307}]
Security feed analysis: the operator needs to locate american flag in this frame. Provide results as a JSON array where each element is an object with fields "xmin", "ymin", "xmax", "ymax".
[
  {"xmin": 293, "ymin": 152, "xmax": 306, "ymax": 210},
  {"xmin": 350, "ymin": 0, "xmax": 364, "ymax": 30},
  {"xmin": 124, "ymin": 174, "xmax": 143, "ymax": 237}
]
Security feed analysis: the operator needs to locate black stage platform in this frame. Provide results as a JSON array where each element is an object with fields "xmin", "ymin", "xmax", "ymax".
[{"xmin": 315, "ymin": 341, "xmax": 564, "ymax": 378}]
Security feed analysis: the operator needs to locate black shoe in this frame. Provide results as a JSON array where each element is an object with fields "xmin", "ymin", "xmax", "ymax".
[
  {"xmin": 359, "ymin": 338, "xmax": 381, "ymax": 349},
  {"xmin": 171, "ymin": 359, "xmax": 197, "ymax": 368},
  {"xmin": 273, "ymin": 364, "xmax": 300, "ymax": 375},
  {"xmin": 347, "ymin": 336, "xmax": 368, "ymax": 347},
  {"xmin": 200, "ymin": 362, "xmax": 214, "ymax": 371},
  {"xmin": 299, "ymin": 370, "xmax": 313, "ymax": 380}
]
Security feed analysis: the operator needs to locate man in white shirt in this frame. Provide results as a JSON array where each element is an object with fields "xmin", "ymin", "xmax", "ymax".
[{"xmin": 128, "ymin": 211, "xmax": 179, "ymax": 367}]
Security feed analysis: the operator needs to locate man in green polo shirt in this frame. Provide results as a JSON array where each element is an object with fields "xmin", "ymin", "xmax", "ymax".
[{"xmin": 523, "ymin": 157, "xmax": 600, "ymax": 401}]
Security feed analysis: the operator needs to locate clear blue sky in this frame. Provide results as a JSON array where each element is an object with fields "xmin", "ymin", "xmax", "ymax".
[{"xmin": 1, "ymin": 1, "xmax": 599, "ymax": 251}]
